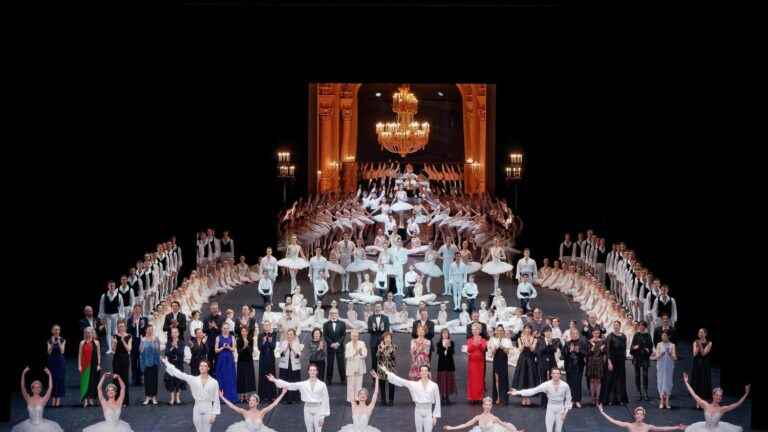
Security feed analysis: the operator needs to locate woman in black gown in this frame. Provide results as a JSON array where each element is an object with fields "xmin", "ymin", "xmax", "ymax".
[
  {"xmin": 689, "ymin": 328, "xmax": 712, "ymax": 409},
  {"xmin": 564, "ymin": 327, "xmax": 587, "ymax": 408},
  {"xmin": 189, "ymin": 328, "xmax": 209, "ymax": 376},
  {"xmin": 489, "ymin": 325, "xmax": 512, "ymax": 406},
  {"xmin": 601, "ymin": 320, "xmax": 628, "ymax": 406},
  {"xmin": 511, "ymin": 324, "xmax": 539, "ymax": 406},
  {"xmin": 163, "ymin": 327, "xmax": 187, "ymax": 405},
  {"xmin": 236, "ymin": 325, "xmax": 257, "ymax": 402},
  {"xmin": 257, "ymin": 321, "xmax": 278, "ymax": 403},
  {"xmin": 112, "ymin": 321, "xmax": 132, "ymax": 406},
  {"xmin": 436, "ymin": 328, "xmax": 457, "ymax": 405},
  {"xmin": 46, "ymin": 324, "xmax": 66, "ymax": 407}
]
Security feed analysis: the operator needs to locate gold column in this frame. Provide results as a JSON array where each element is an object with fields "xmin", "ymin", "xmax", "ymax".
[
  {"xmin": 474, "ymin": 84, "xmax": 487, "ymax": 193},
  {"xmin": 317, "ymin": 84, "xmax": 340, "ymax": 193}
]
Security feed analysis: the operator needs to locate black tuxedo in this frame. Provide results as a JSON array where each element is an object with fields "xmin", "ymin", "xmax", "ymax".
[
  {"xmin": 465, "ymin": 320, "xmax": 489, "ymax": 340},
  {"xmin": 163, "ymin": 311, "xmax": 187, "ymax": 340},
  {"xmin": 79, "ymin": 316, "xmax": 104, "ymax": 339},
  {"xmin": 367, "ymin": 313, "xmax": 390, "ymax": 369},
  {"xmin": 323, "ymin": 319, "xmax": 347, "ymax": 382},
  {"xmin": 127, "ymin": 315, "xmax": 149, "ymax": 384},
  {"xmin": 411, "ymin": 319, "xmax": 436, "ymax": 353}
]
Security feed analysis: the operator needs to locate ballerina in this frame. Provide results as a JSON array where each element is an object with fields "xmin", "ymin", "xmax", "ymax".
[
  {"xmin": 339, "ymin": 371, "xmax": 383, "ymax": 432},
  {"xmin": 12, "ymin": 367, "xmax": 63, "ymax": 432},
  {"xmin": 482, "ymin": 237, "xmax": 514, "ymax": 294},
  {"xmin": 219, "ymin": 388, "xmax": 287, "ymax": 432},
  {"xmin": 83, "ymin": 373, "xmax": 134, "ymax": 432},
  {"xmin": 682, "ymin": 373, "xmax": 749, "ymax": 432},
  {"xmin": 405, "ymin": 274, "xmax": 438, "ymax": 306},
  {"xmin": 442, "ymin": 396, "xmax": 524, "ymax": 432},
  {"xmin": 349, "ymin": 273, "xmax": 383, "ymax": 304},
  {"xmin": 597, "ymin": 404, "xmax": 685, "ymax": 432},
  {"xmin": 415, "ymin": 247, "xmax": 443, "ymax": 294},
  {"xmin": 277, "ymin": 235, "xmax": 309, "ymax": 293}
]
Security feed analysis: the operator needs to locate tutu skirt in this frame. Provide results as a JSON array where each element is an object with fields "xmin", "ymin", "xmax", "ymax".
[
  {"xmin": 83, "ymin": 420, "xmax": 134, "ymax": 432},
  {"xmin": 414, "ymin": 262, "xmax": 443, "ymax": 277},
  {"xmin": 326, "ymin": 262, "xmax": 346, "ymax": 274},
  {"xmin": 11, "ymin": 420, "xmax": 64, "ymax": 432},
  {"xmin": 225, "ymin": 420, "xmax": 278, "ymax": 432},
  {"xmin": 482, "ymin": 261, "xmax": 513, "ymax": 275},
  {"xmin": 277, "ymin": 257, "xmax": 309, "ymax": 270},
  {"xmin": 685, "ymin": 422, "xmax": 742, "ymax": 432},
  {"xmin": 346, "ymin": 260, "xmax": 377, "ymax": 272},
  {"xmin": 390, "ymin": 201, "xmax": 414, "ymax": 212},
  {"xmin": 465, "ymin": 261, "xmax": 482, "ymax": 274},
  {"xmin": 338, "ymin": 425, "xmax": 381, "ymax": 432}
]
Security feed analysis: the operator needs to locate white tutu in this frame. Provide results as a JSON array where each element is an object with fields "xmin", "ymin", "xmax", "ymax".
[
  {"xmin": 390, "ymin": 201, "xmax": 414, "ymax": 212},
  {"xmin": 277, "ymin": 257, "xmax": 309, "ymax": 270},
  {"xmin": 327, "ymin": 262, "xmax": 346, "ymax": 274},
  {"xmin": 372, "ymin": 214, "xmax": 389, "ymax": 223},
  {"xmin": 83, "ymin": 421, "xmax": 133, "ymax": 432},
  {"xmin": 481, "ymin": 261, "xmax": 513, "ymax": 275},
  {"xmin": 684, "ymin": 411, "xmax": 742, "ymax": 432},
  {"xmin": 11, "ymin": 420, "xmax": 64, "ymax": 432},
  {"xmin": 469, "ymin": 424, "xmax": 511, "ymax": 432},
  {"xmin": 404, "ymin": 294, "xmax": 437, "ymax": 305},
  {"xmin": 349, "ymin": 293, "xmax": 383, "ymax": 304},
  {"xmin": 346, "ymin": 260, "xmax": 377, "ymax": 272},
  {"xmin": 465, "ymin": 261, "xmax": 482, "ymax": 274},
  {"xmin": 225, "ymin": 419, "xmax": 278, "ymax": 432},
  {"xmin": 339, "ymin": 425, "xmax": 381, "ymax": 432},
  {"xmin": 365, "ymin": 245, "xmax": 385, "ymax": 255},
  {"xmin": 414, "ymin": 261, "xmax": 443, "ymax": 277},
  {"xmin": 407, "ymin": 245, "xmax": 431, "ymax": 255}
]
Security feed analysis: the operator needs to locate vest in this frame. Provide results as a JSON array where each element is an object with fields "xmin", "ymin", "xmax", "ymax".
[
  {"xmin": 656, "ymin": 297, "xmax": 673, "ymax": 317},
  {"xmin": 118, "ymin": 287, "xmax": 132, "ymax": 306},
  {"xmin": 596, "ymin": 248, "xmax": 607, "ymax": 264},
  {"xmin": 221, "ymin": 239, "xmax": 232, "ymax": 253},
  {"xmin": 104, "ymin": 293, "xmax": 121, "ymax": 314},
  {"xmin": 574, "ymin": 242, "xmax": 582, "ymax": 256},
  {"xmin": 160, "ymin": 255, "xmax": 168, "ymax": 271},
  {"xmin": 128, "ymin": 277, "xmax": 140, "ymax": 294},
  {"xmin": 561, "ymin": 242, "xmax": 573, "ymax": 256}
]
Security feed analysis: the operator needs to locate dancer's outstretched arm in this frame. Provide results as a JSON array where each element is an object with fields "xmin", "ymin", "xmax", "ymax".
[
  {"xmin": 442, "ymin": 415, "xmax": 479, "ymax": 431},
  {"xmin": 720, "ymin": 384, "xmax": 751, "ymax": 414},
  {"xmin": 681, "ymin": 373, "xmax": 709, "ymax": 409},
  {"xmin": 596, "ymin": 404, "xmax": 630, "ymax": 429},
  {"xmin": 220, "ymin": 390, "xmax": 247, "ymax": 416},
  {"xmin": 261, "ymin": 388, "xmax": 288, "ymax": 415}
]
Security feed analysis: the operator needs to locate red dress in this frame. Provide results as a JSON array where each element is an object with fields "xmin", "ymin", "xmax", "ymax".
[{"xmin": 466, "ymin": 336, "xmax": 487, "ymax": 401}]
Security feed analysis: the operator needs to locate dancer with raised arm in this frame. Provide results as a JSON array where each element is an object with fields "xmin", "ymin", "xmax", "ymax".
[
  {"xmin": 161, "ymin": 357, "xmax": 221, "ymax": 432},
  {"xmin": 682, "ymin": 373, "xmax": 749, "ymax": 432},
  {"xmin": 597, "ymin": 404, "xmax": 685, "ymax": 431},
  {"xmin": 12, "ymin": 367, "xmax": 63, "ymax": 432},
  {"xmin": 508, "ymin": 368, "xmax": 571, "ymax": 432},
  {"xmin": 339, "ymin": 371, "xmax": 383, "ymax": 432},
  {"xmin": 380, "ymin": 364, "xmax": 441, "ymax": 432},
  {"xmin": 267, "ymin": 363, "xmax": 330, "ymax": 432},
  {"xmin": 219, "ymin": 387, "xmax": 287, "ymax": 432},
  {"xmin": 83, "ymin": 373, "xmax": 133, "ymax": 432},
  {"xmin": 442, "ymin": 396, "xmax": 524, "ymax": 432}
]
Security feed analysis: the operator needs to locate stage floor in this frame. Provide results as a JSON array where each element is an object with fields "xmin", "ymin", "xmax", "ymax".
[{"xmin": 4, "ymin": 265, "xmax": 752, "ymax": 431}]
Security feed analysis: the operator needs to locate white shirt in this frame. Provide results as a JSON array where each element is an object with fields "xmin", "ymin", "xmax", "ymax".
[
  {"xmin": 516, "ymin": 257, "xmax": 538, "ymax": 280},
  {"xmin": 387, "ymin": 373, "xmax": 441, "ymax": 418},
  {"xmin": 462, "ymin": 282, "xmax": 478, "ymax": 299},
  {"xmin": 516, "ymin": 282, "xmax": 538, "ymax": 299},
  {"xmin": 273, "ymin": 378, "xmax": 330, "ymax": 417},
  {"xmin": 162, "ymin": 359, "xmax": 221, "ymax": 414},
  {"xmin": 517, "ymin": 380, "xmax": 572, "ymax": 411},
  {"xmin": 405, "ymin": 270, "xmax": 419, "ymax": 286}
]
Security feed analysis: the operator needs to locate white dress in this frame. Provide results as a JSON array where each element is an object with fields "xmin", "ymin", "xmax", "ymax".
[
  {"xmin": 83, "ymin": 406, "xmax": 133, "ymax": 432},
  {"xmin": 225, "ymin": 417, "xmax": 278, "ymax": 432},
  {"xmin": 685, "ymin": 410, "xmax": 743, "ymax": 432},
  {"xmin": 277, "ymin": 245, "xmax": 309, "ymax": 270},
  {"xmin": 415, "ymin": 251, "xmax": 443, "ymax": 277},
  {"xmin": 338, "ymin": 413, "xmax": 381, "ymax": 432},
  {"xmin": 349, "ymin": 281, "xmax": 383, "ymax": 304},
  {"xmin": 482, "ymin": 247, "xmax": 514, "ymax": 275},
  {"xmin": 390, "ymin": 191, "xmax": 414, "ymax": 212},
  {"xmin": 11, "ymin": 405, "xmax": 63, "ymax": 432}
]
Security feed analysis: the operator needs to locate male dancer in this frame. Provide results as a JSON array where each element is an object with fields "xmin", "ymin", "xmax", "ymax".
[
  {"xmin": 161, "ymin": 358, "xmax": 221, "ymax": 432},
  {"xmin": 438, "ymin": 237, "xmax": 458, "ymax": 295},
  {"xmin": 449, "ymin": 255, "xmax": 467, "ymax": 312},
  {"xmin": 509, "ymin": 368, "xmax": 572, "ymax": 432},
  {"xmin": 267, "ymin": 364, "xmax": 330, "ymax": 432},
  {"xmin": 381, "ymin": 364, "xmax": 441, "ymax": 432},
  {"xmin": 389, "ymin": 236, "xmax": 408, "ymax": 297}
]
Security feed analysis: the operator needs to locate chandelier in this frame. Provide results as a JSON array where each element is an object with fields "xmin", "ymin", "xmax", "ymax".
[{"xmin": 375, "ymin": 85, "xmax": 430, "ymax": 157}]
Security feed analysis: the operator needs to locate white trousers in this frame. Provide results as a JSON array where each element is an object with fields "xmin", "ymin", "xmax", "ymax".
[
  {"xmin": 451, "ymin": 280, "xmax": 463, "ymax": 310},
  {"xmin": 341, "ymin": 273, "xmax": 350, "ymax": 292},
  {"xmin": 414, "ymin": 403, "xmax": 434, "ymax": 432},
  {"xmin": 104, "ymin": 314, "xmax": 119, "ymax": 352},
  {"xmin": 392, "ymin": 267, "xmax": 404, "ymax": 295},
  {"xmin": 304, "ymin": 403, "xmax": 325, "ymax": 432},
  {"xmin": 442, "ymin": 262, "xmax": 452, "ymax": 294},
  {"xmin": 192, "ymin": 405, "xmax": 215, "ymax": 432},
  {"xmin": 545, "ymin": 405, "xmax": 565, "ymax": 432}
]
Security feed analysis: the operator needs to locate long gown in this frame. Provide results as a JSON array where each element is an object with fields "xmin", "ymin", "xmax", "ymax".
[
  {"xmin": 466, "ymin": 337, "xmax": 487, "ymax": 401},
  {"xmin": 216, "ymin": 335, "xmax": 238, "ymax": 403},
  {"xmin": 409, "ymin": 339, "xmax": 431, "ymax": 379},
  {"xmin": 511, "ymin": 337, "xmax": 539, "ymax": 391},
  {"xmin": 112, "ymin": 334, "xmax": 131, "ymax": 404},
  {"xmin": 189, "ymin": 339, "xmax": 209, "ymax": 376},
  {"xmin": 684, "ymin": 410, "xmax": 743, "ymax": 432},
  {"xmin": 656, "ymin": 342, "xmax": 675, "ymax": 396},
  {"xmin": 601, "ymin": 333, "xmax": 628, "ymax": 404},
  {"xmin": 689, "ymin": 341, "xmax": 712, "ymax": 400},
  {"xmin": 82, "ymin": 406, "xmax": 133, "ymax": 432},
  {"xmin": 47, "ymin": 339, "xmax": 66, "ymax": 398},
  {"xmin": 237, "ymin": 338, "xmax": 257, "ymax": 394},
  {"xmin": 164, "ymin": 341, "xmax": 187, "ymax": 393},
  {"xmin": 80, "ymin": 340, "xmax": 100, "ymax": 401},
  {"xmin": 564, "ymin": 340, "xmax": 586, "ymax": 402},
  {"xmin": 225, "ymin": 417, "xmax": 279, "ymax": 432},
  {"xmin": 258, "ymin": 333, "xmax": 278, "ymax": 403},
  {"xmin": 10, "ymin": 405, "xmax": 63, "ymax": 432},
  {"xmin": 338, "ymin": 412, "xmax": 382, "ymax": 432},
  {"xmin": 490, "ymin": 338, "xmax": 510, "ymax": 405}
]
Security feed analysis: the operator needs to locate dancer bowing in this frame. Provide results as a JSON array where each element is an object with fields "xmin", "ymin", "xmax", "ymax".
[
  {"xmin": 162, "ymin": 358, "xmax": 221, "ymax": 432},
  {"xmin": 83, "ymin": 373, "xmax": 133, "ymax": 432},
  {"xmin": 442, "ymin": 397, "xmax": 524, "ymax": 432},
  {"xmin": 682, "ymin": 373, "xmax": 748, "ymax": 432},
  {"xmin": 508, "ymin": 368, "xmax": 572, "ymax": 432},
  {"xmin": 267, "ymin": 363, "xmax": 330, "ymax": 432},
  {"xmin": 597, "ymin": 405, "xmax": 685, "ymax": 431},
  {"xmin": 277, "ymin": 235, "xmax": 309, "ymax": 293},
  {"xmin": 12, "ymin": 367, "xmax": 63, "ymax": 432},
  {"xmin": 380, "ymin": 364, "xmax": 441, "ymax": 432},
  {"xmin": 219, "ymin": 388, "xmax": 287, "ymax": 432},
  {"xmin": 482, "ymin": 238, "xmax": 514, "ymax": 296},
  {"xmin": 339, "ymin": 371, "xmax": 383, "ymax": 432}
]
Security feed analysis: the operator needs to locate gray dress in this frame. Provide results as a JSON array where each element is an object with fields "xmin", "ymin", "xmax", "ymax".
[{"xmin": 655, "ymin": 342, "xmax": 675, "ymax": 395}]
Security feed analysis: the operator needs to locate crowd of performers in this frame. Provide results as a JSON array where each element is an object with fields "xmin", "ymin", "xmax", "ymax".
[{"xmin": 13, "ymin": 166, "xmax": 750, "ymax": 432}]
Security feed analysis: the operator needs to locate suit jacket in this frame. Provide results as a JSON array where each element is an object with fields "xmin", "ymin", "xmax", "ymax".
[
  {"xmin": 411, "ymin": 319, "xmax": 436, "ymax": 352},
  {"xmin": 323, "ymin": 320, "xmax": 347, "ymax": 350},
  {"xmin": 367, "ymin": 314, "xmax": 390, "ymax": 349},
  {"xmin": 79, "ymin": 317, "xmax": 104, "ymax": 339},
  {"xmin": 163, "ymin": 312, "xmax": 188, "ymax": 338},
  {"xmin": 126, "ymin": 315, "xmax": 149, "ymax": 346},
  {"xmin": 465, "ymin": 320, "xmax": 489, "ymax": 340}
]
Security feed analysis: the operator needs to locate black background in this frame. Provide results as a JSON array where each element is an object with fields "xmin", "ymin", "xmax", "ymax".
[{"xmin": 7, "ymin": 2, "xmax": 758, "ymax": 425}]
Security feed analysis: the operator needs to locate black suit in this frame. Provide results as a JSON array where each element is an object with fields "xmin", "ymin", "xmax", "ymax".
[
  {"xmin": 465, "ymin": 321, "xmax": 489, "ymax": 340},
  {"xmin": 79, "ymin": 317, "xmax": 104, "ymax": 339},
  {"xmin": 411, "ymin": 319, "xmax": 436, "ymax": 354},
  {"xmin": 127, "ymin": 315, "xmax": 148, "ymax": 385},
  {"xmin": 203, "ymin": 313, "xmax": 225, "ymax": 367},
  {"xmin": 367, "ymin": 314, "xmax": 390, "ymax": 369},
  {"xmin": 323, "ymin": 320, "xmax": 347, "ymax": 382},
  {"xmin": 163, "ymin": 312, "xmax": 187, "ymax": 340}
]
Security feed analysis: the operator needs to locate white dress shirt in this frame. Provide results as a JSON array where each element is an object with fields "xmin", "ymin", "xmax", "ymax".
[
  {"xmin": 517, "ymin": 380, "xmax": 572, "ymax": 411},
  {"xmin": 516, "ymin": 282, "xmax": 538, "ymax": 300},
  {"xmin": 462, "ymin": 282, "xmax": 478, "ymax": 299},
  {"xmin": 387, "ymin": 373, "xmax": 441, "ymax": 418},
  {"xmin": 273, "ymin": 378, "xmax": 330, "ymax": 417},
  {"xmin": 162, "ymin": 359, "xmax": 221, "ymax": 415}
]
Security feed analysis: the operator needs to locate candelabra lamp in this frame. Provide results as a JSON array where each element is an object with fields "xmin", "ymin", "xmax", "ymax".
[{"xmin": 277, "ymin": 151, "xmax": 296, "ymax": 204}]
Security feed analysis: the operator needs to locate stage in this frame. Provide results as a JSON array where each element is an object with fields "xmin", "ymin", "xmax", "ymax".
[{"xmin": 4, "ymin": 268, "xmax": 751, "ymax": 431}]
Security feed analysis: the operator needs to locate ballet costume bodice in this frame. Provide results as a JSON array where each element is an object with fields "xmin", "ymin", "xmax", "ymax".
[
  {"xmin": 104, "ymin": 406, "xmax": 123, "ymax": 424},
  {"xmin": 287, "ymin": 245, "xmax": 299, "ymax": 258},
  {"xmin": 26, "ymin": 405, "xmax": 44, "ymax": 425},
  {"xmin": 353, "ymin": 413, "xmax": 371, "ymax": 426},
  {"xmin": 704, "ymin": 410, "xmax": 723, "ymax": 427},
  {"xmin": 491, "ymin": 247, "xmax": 504, "ymax": 262}
]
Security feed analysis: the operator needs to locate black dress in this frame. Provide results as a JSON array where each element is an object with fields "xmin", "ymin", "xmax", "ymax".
[
  {"xmin": 112, "ymin": 334, "xmax": 131, "ymax": 404},
  {"xmin": 189, "ymin": 338, "xmax": 209, "ymax": 376},
  {"xmin": 535, "ymin": 337, "xmax": 562, "ymax": 405},
  {"xmin": 511, "ymin": 336, "xmax": 539, "ymax": 391},
  {"xmin": 689, "ymin": 340, "xmax": 712, "ymax": 400},
  {"xmin": 564, "ymin": 338, "xmax": 587, "ymax": 402},
  {"xmin": 436, "ymin": 339, "xmax": 456, "ymax": 396},
  {"xmin": 490, "ymin": 338, "xmax": 510, "ymax": 405},
  {"xmin": 586, "ymin": 339, "xmax": 606, "ymax": 380},
  {"xmin": 601, "ymin": 333, "xmax": 628, "ymax": 404},
  {"xmin": 236, "ymin": 336, "xmax": 257, "ymax": 394},
  {"xmin": 164, "ymin": 340, "xmax": 187, "ymax": 392},
  {"xmin": 258, "ymin": 332, "xmax": 278, "ymax": 402}
]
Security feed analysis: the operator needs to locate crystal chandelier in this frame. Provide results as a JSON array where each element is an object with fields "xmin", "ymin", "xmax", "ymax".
[{"xmin": 375, "ymin": 85, "xmax": 430, "ymax": 157}]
